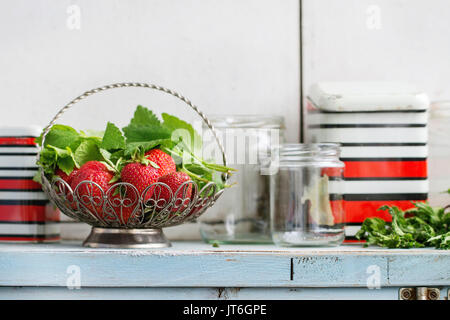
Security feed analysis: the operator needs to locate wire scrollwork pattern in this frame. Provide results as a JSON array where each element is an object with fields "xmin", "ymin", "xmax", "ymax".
[{"xmin": 49, "ymin": 177, "xmax": 221, "ymax": 228}]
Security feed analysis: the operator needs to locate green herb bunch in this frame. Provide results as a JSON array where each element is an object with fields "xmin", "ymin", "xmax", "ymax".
[{"xmin": 356, "ymin": 202, "xmax": 450, "ymax": 249}]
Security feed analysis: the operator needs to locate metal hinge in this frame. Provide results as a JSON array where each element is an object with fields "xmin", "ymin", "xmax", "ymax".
[{"xmin": 399, "ymin": 287, "xmax": 440, "ymax": 300}]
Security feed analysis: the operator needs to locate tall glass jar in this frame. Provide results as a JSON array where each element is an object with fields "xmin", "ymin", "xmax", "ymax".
[
  {"xmin": 199, "ymin": 115, "xmax": 285, "ymax": 243},
  {"xmin": 270, "ymin": 143, "xmax": 345, "ymax": 247}
]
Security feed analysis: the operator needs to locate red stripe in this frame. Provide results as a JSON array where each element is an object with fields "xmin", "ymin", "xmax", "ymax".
[
  {"xmin": 0, "ymin": 205, "xmax": 60, "ymax": 222},
  {"xmin": 344, "ymin": 200, "xmax": 425, "ymax": 223},
  {"xmin": 0, "ymin": 236, "xmax": 60, "ymax": 242},
  {"xmin": 0, "ymin": 137, "xmax": 36, "ymax": 145},
  {"xmin": 321, "ymin": 167, "xmax": 343, "ymax": 177},
  {"xmin": 0, "ymin": 179, "xmax": 42, "ymax": 189},
  {"xmin": 343, "ymin": 239, "xmax": 366, "ymax": 243},
  {"xmin": 330, "ymin": 200, "xmax": 345, "ymax": 224},
  {"xmin": 344, "ymin": 161, "xmax": 427, "ymax": 178}
]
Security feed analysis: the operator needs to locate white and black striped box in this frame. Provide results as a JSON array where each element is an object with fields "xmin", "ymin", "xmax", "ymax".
[
  {"xmin": 306, "ymin": 82, "xmax": 429, "ymax": 242},
  {"xmin": 0, "ymin": 126, "xmax": 60, "ymax": 242}
]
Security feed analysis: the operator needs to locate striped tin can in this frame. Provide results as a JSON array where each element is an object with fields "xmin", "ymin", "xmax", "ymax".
[
  {"xmin": 0, "ymin": 126, "xmax": 60, "ymax": 242},
  {"xmin": 305, "ymin": 82, "xmax": 429, "ymax": 242}
]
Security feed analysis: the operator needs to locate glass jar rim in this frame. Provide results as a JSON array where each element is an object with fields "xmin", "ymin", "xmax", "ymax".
[
  {"xmin": 206, "ymin": 114, "xmax": 285, "ymax": 129},
  {"xmin": 276, "ymin": 143, "xmax": 343, "ymax": 166}
]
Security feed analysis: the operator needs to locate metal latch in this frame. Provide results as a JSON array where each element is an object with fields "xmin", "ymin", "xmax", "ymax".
[{"xmin": 399, "ymin": 287, "xmax": 440, "ymax": 300}]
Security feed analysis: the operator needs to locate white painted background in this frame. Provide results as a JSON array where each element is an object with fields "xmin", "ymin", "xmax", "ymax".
[
  {"xmin": 1, "ymin": 0, "xmax": 449, "ymax": 239},
  {"xmin": 302, "ymin": 0, "xmax": 450, "ymax": 208},
  {"xmin": 302, "ymin": 0, "xmax": 450, "ymax": 99},
  {"xmin": 0, "ymin": 0, "xmax": 300, "ymax": 239},
  {"xmin": 0, "ymin": 0, "xmax": 300, "ymax": 141}
]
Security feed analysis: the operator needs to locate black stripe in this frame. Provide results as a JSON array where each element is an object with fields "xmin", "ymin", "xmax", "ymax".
[
  {"xmin": 0, "ymin": 152, "xmax": 37, "ymax": 156},
  {"xmin": 329, "ymin": 194, "xmax": 344, "ymax": 201},
  {"xmin": 0, "ymin": 176, "xmax": 35, "ymax": 179},
  {"xmin": 341, "ymin": 142, "xmax": 427, "ymax": 147},
  {"xmin": 0, "ymin": 221, "xmax": 59, "ymax": 225},
  {"xmin": 344, "ymin": 193, "xmax": 428, "ymax": 201},
  {"xmin": 0, "ymin": 200, "xmax": 48, "ymax": 205},
  {"xmin": 0, "ymin": 189, "xmax": 44, "ymax": 192},
  {"xmin": 0, "ymin": 167, "xmax": 38, "ymax": 170},
  {"xmin": 308, "ymin": 124, "xmax": 426, "ymax": 129},
  {"xmin": 318, "ymin": 223, "xmax": 346, "ymax": 229},
  {"xmin": 341, "ymin": 157, "xmax": 426, "ymax": 162},
  {"xmin": 344, "ymin": 236, "xmax": 361, "ymax": 241},
  {"xmin": 309, "ymin": 109, "xmax": 428, "ymax": 114},
  {"xmin": 344, "ymin": 177, "xmax": 428, "ymax": 181},
  {"xmin": 345, "ymin": 223, "xmax": 363, "ymax": 226},
  {"xmin": 0, "ymin": 234, "xmax": 60, "ymax": 239},
  {"xmin": 0, "ymin": 145, "xmax": 37, "ymax": 148}
]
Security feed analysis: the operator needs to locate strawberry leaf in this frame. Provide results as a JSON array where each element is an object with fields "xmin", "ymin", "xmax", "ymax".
[
  {"xmin": 123, "ymin": 124, "xmax": 171, "ymax": 143},
  {"xmin": 74, "ymin": 140, "xmax": 103, "ymax": 166},
  {"xmin": 162, "ymin": 112, "xmax": 202, "ymax": 156},
  {"xmin": 101, "ymin": 122, "xmax": 126, "ymax": 151},
  {"xmin": 129, "ymin": 105, "xmax": 161, "ymax": 127},
  {"xmin": 37, "ymin": 124, "xmax": 80, "ymax": 150}
]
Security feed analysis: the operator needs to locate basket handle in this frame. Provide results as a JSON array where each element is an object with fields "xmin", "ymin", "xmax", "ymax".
[{"xmin": 40, "ymin": 82, "xmax": 228, "ymax": 174}]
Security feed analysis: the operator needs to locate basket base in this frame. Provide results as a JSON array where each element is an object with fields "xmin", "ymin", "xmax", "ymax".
[{"xmin": 83, "ymin": 227, "xmax": 171, "ymax": 248}]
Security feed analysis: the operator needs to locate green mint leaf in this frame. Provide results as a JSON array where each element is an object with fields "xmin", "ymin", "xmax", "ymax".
[
  {"xmin": 33, "ymin": 171, "xmax": 42, "ymax": 184},
  {"xmin": 123, "ymin": 124, "xmax": 171, "ymax": 143},
  {"xmin": 39, "ymin": 124, "xmax": 80, "ymax": 149},
  {"xmin": 73, "ymin": 139, "xmax": 103, "ymax": 166},
  {"xmin": 161, "ymin": 112, "xmax": 202, "ymax": 155},
  {"xmin": 124, "ymin": 139, "xmax": 173, "ymax": 157},
  {"xmin": 101, "ymin": 122, "xmax": 126, "ymax": 151},
  {"xmin": 99, "ymin": 148, "xmax": 112, "ymax": 161},
  {"xmin": 57, "ymin": 156, "xmax": 76, "ymax": 175},
  {"xmin": 128, "ymin": 105, "xmax": 161, "ymax": 127},
  {"xmin": 47, "ymin": 145, "xmax": 78, "ymax": 174}
]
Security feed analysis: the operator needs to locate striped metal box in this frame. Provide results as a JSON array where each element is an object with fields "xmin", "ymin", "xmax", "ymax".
[
  {"xmin": 305, "ymin": 82, "xmax": 429, "ymax": 242},
  {"xmin": 0, "ymin": 126, "xmax": 60, "ymax": 242}
]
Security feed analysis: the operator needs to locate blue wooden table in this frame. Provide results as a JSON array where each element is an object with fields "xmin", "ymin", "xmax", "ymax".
[{"xmin": 0, "ymin": 241, "xmax": 448, "ymax": 300}]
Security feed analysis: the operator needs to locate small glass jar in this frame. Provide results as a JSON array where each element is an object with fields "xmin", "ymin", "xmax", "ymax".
[
  {"xmin": 270, "ymin": 143, "xmax": 345, "ymax": 247},
  {"xmin": 199, "ymin": 115, "xmax": 285, "ymax": 243}
]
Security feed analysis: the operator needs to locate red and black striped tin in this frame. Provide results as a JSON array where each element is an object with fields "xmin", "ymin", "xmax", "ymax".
[
  {"xmin": 0, "ymin": 127, "xmax": 60, "ymax": 242},
  {"xmin": 306, "ymin": 82, "xmax": 429, "ymax": 242}
]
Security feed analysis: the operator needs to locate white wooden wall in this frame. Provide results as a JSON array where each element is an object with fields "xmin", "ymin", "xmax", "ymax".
[
  {"xmin": 0, "ymin": 0, "xmax": 300, "ymax": 240},
  {"xmin": 1, "ymin": 0, "xmax": 448, "ymax": 240},
  {"xmin": 302, "ymin": 0, "xmax": 450, "ymax": 207},
  {"xmin": 302, "ymin": 0, "xmax": 450, "ymax": 100}
]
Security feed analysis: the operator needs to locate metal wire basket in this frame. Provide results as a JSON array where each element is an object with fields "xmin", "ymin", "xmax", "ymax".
[{"xmin": 39, "ymin": 82, "xmax": 228, "ymax": 248}]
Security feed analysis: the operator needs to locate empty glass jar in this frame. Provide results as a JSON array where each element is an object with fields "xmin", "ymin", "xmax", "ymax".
[
  {"xmin": 270, "ymin": 143, "xmax": 345, "ymax": 246},
  {"xmin": 199, "ymin": 115, "xmax": 285, "ymax": 243}
]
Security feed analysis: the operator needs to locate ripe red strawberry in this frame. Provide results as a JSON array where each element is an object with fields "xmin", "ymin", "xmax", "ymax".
[
  {"xmin": 79, "ymin": 161, "xmax": 109, "ymax": 173},
  {"xmin": 157, "ymin": 172, "xmax": 192, "ymax": 212},
  {"xmin": 70, "ymin": 166, "xmax": 114, "ymax": 217},
  {"xmin": 107, "ymin": 193, "xmax": 140, "ymax": 225},
  {"xmin": 145, "ymin": 149, "xmax": 176, "ymax": 177},
  {"xmin": 120, "ymin": 162, "xmax": 160, "ymax": 198},
  {"xmin": 55, "ymin": 168, "xmax": 80, "ymax": 185}
]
